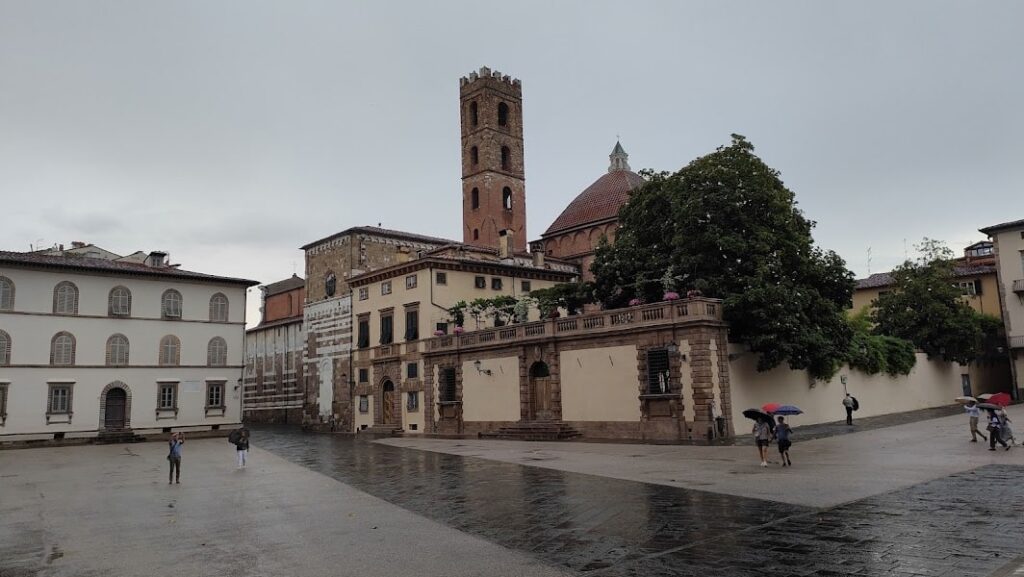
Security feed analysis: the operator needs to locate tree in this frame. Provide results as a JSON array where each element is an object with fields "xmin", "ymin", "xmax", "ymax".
[
  {"xmin": 529, "ymin": 283, "xmax": 593, "ymax": 317},
  {"xmin": 846, "ymin": 308, "xmax": 916, "ymax": 376},
  {"xmin": 592, "ymin": 135, "xmax": 855, "ymax": 379},
  {"xmin": 871, "ymin": 239, "xmax": 993, "ymax": 364}
]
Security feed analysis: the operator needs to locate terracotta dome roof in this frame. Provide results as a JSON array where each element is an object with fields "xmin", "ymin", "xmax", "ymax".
[{"xmin": 543, "ymin": 169, "xmax": 645, "ymax": 236}]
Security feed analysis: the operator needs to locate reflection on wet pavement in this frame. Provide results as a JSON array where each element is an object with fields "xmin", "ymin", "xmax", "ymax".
[{"xmin": 255, "ymin": 427, "xmax": 1024, "ymax": 576}]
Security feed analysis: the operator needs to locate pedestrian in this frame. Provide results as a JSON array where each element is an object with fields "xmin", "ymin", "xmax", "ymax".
[
  {"xmin": 965, "ymin": 401, "xmax": 986, "ymax": 442},
  {"xmin": 753, "ymin": 418, "xmax": 772, "ymax": 467},
  {"xmin": 998, "ymin": 408, "xmax": 1016, "ymax": 445},
  {"xmin": 235, "ymin": 427, "xmax": 250, "ymax": 468},
  {"xmin": 842, "ymin": 393, "xmax": 855, "ymax": 426},
  {"xmin": 987, "ymin": 410, "xmax": 1010, "ymax": 451},
  {"xmin": 775, "ymin": 416, "xmax": 793, "ymax": 467},
  {"xmin": 167, "ymin": 432, "xmax": 183, "ymax": 484}
]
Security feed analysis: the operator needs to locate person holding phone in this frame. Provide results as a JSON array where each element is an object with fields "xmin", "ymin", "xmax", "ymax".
[{"xmin": 167, "ymin": 432, "xmax": 184, "ymax": 484}]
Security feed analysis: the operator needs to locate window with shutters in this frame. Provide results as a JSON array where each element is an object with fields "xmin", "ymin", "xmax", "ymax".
[
  {"xmin": 404, "ymin": 307, "xmax": 419, "ymax": 341},
  {"xmin": 380, "ymin": 312, "xmax": 393, "ymax": 345},
  {"xmin": 159, "ymin": 335, "xmax": 181, "ymax": 366},
  {"xmin": 106, "ymin": 334, "xmax": 130, "ymax": 366},
  {"xmin": 405, "ymin": 275, "xmax": 417, "ymax": 290},
  {"xmin": 53, "ymin": 281, "xmax": 79, "ymax": 315},
  {"xmin": 108, "ymin": 286, "xmax": 132, "ymax": 316},
  {"xmin": 207, "ymin": 337, "xmax": 228, "ymax": 366},
  {"xmin": 407, "ymin": 362, "xmax": 418, "ymax": 379},
  {"xmin": 0, "ymin": 383, "xmax": 7, "ymax": 424},
  {"xmin": 407, "ymin": 391, "xmax": 420, "ymax": 411},
  {"xmin": 50, "ymin": 332, "xmax": 75, "ymax": 366},
  {"xmin": 161, "ymin": 289, "xmax": 183, "ymax": 319},
  {"xmin": 359, "ymin": 395, "xmax": 369, "ymax": 413},
  {"xmin": 357, "ymin": 315, "xmax": 370, "ymax": 349},
  {"xmin": 439, "ymin": 367, "xmax": 457, "ymax": 402},
  {"xmin": 646, "ymin": 348, "xmax": 671, "ymax": 394},
  {"xmin": 209, "ymin": 293, "xmax": 229, "ymax": 322},
  {"xmin": 0, "ymin": 276, "xmax": 15, "ymax": 311},
  {"xmin": 381, "ymin": 281, "xmax": 392, "ymax": 296},
  {"xmin": 0, "ymin": 330, "xmax": 10, "ymax": 366},
  {"xmin": 358, "ymin": 368, "xmax": 368, "ymax": 383}
]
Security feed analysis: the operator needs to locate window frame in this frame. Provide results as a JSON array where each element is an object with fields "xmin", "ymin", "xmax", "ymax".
[
  {"xmin": 108, "ymin": 286, "xmax": 132, "ymax": 317},
  {"xmin": 406, "ymin": 391, "xmax": 420, "ymax": 412},
  {"xmin": 471, "ymin": 187, "xmax": 480, "ymax": 209},
  {"xmin": 325, "ymin": 272, "xmax": 337, "ymax": 297},
  {"xmin": 359, "ymin": 395, "xmax": 369, "ymax": 413},
  {"xmin": 358, "ymin": 368, "xmax": 369, "ymax": 383},
  {"xmin": 404, "ymin": 307, "xmax": 419, "ymax": 341},
  {"xmin": 381, "ymin": 281, "xmax": 392, "ymax": 296},
  {"xmin": 358, "ymin": 287, "xmax": 369, "ymax": 301},
  {"xmin": 502, "ymin": 187, "xmax": 513, "ymax": 211},
  {"xmin": 357, "ymin": 315, "xmax": 371, "ymax": 349},
  {"xmin": 161, "ymin": 289, "xmax": 183, "ymax": 319},
  {"xmin": 0, "ymin": 383, "xmax": 6, "ymax": 425},
  {"xmin": 405, "ymin": 274, "xmax": 417, "ymax": 290},
  {"xmin": 0, "ymin": 276, "xmax": 15, "ymax": 311},
  {"xmin": 407, "ymin": 362, "xmax": 419, "ymax": 380},
  {"xmin": 209, "ymin": 293, "xmax": 229, "ymax": 322},
  {"xmin": 205, "ymin": 381, "xmax": 225, "ymax": 409},
  {"xmin": 491, "ymin": 278, "xmax": 503, "ymax": 291},
  {"xmin": 50, "ymin": 332, "xmax": 76, "ymax": 366},
  {"xmin": 646, "ymin": 348, "xmax": 671, "ymax": 394},
  {"xmin": 157, "ymin": 382, "xmax": 179, "ymax": 412},
  {"xmin": 53, "ymin": 281, "xmax": 79, "ymax": 315},
  {"xmin": 439, "ymin": 367, "xmax": 457, "ymax": 403},
  {"xmin": 207, "ymin": 337, "xmax": 228, "ymax": 367},
  {"xmin": 498, "ymin": 101, "xmax": 509, "ymax": 126},
  {"xmin": 47, "ymin": 383, "xmax": 73, "ymax": 415},
  {"xmin": 106, "ymin": 334, "xmax": 130, "ymax": 366},
  {"xmin": 436, "ymin": 272, "xmax": 447, "ymax": 285},
  {"xmin": 159, "ymin": 335, "xmax": 181, "ymax": 366},
  {"xmin": 0, "ymin": 330, "xmax": 10, "ymax": 366},
  {"xmin": 379, "ymin": 311, "xmax": 394, "ymax": 345},
  {"xmin": 474, "ymin": 276, "xmax": 486, "ymax": 289},
  {"xmin": 521, "ymin": 281, "xmax": 531, "ymax": 293}
]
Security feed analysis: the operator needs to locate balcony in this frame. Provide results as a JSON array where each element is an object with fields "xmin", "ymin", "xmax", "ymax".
[
  {"xmin": 1013, "ymin": 279, "xmax": 1024, "ymax": 293},
  {"xmin": 426, "ymin": 298, "xmax": 724, "ymax": 353},
  {"xmin": 1009, "ymin": 335, "xmax": 1024, "ymax": 349}
]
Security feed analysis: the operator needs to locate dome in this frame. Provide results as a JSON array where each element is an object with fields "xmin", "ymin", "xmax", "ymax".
[{"xmin": 543, "ymin": 142, "xmax": 645, "ymax": 237}]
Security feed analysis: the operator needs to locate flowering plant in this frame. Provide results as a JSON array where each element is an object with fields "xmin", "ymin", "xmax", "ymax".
[
  {"xmin": 686, "ymin": 289, "xmax": 703, "ymax": 298},
  {"xmin": 628, "ymin": 298, "xmax": 644, "ymax": 307},
  {"xmin": 453, "ymin": 326, "xmax": 465, "ymax": 334},
  {"xmin": 663, "ymin": 291, "xmax": 680, "ymax": 301},
  {"xmin": 433, "ymin": 330, "xmax": 445, "ymax": 337}
]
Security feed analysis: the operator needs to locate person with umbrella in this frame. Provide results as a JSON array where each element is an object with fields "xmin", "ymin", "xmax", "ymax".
[
  {"xmin": 775, "ymin": 416, "xmax": 793, "ymax": 467},
  {"xmin": 982, "ymin": 404, "xmax": 1010, "ymax": 451},
  {"xmin": 752, "ymin": 414, "xmax": 773, "ymax": 467},
  {"xmin": 998, "ymin": 408, "xmax": 1015, "ymax": 446},
  {"xmin": 229, "ymin": 426, "xmax": 251, "ymax": 468}
]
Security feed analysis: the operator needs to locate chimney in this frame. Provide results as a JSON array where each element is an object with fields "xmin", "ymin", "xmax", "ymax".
[
  {"xmin": 531, "ymin": 244, "xmax": 545, "ymax": 268},
  {"xmin": 71, "ymin": 241, "xmax": 86, "ymax": 249},
  {"xmin": 498, "ymin": 230, "xmax": 512, "ymax": 260},
  {"xmin": 146, "ymin": 251, "xmax": 168, "ymax": 267}
]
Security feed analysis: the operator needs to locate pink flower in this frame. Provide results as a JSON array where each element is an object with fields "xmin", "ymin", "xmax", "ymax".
[
  {"xmin": 663, "ymin": 291, "xmax": 680, "ymax": 301},
  {"xmin": 453, "ymin": 326, "xmax": 465, "ymax": 334},
  {"xmin": 628, "ymin": 298, "xmax": 644, "ymax": 307},
  {"xmin": 433, "ymin": 330, "xmax": 445, "ymax": 337}
]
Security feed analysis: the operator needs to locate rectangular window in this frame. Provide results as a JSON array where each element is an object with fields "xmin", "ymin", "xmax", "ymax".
[
  {"xmin": 474, "ymin": 276, "xmax": 486, "ymax": 289},
  {"xmin": 405, "ymin": 308, "xmax": 419, "ymax": 341},
  {"xmin": 0, "ymin": 383, "xmax": 8, "ymax": 424},
  {"xmin": 407, "ymin": 362, "xmax": 418, "ymax": 379},
  {"xmin": 48, "ymin": 384, "xmax": 72, "ymax": 414},
  {"xmin": 158, "ymin": 383, "xmax": 178, "ymax": 410},
  {"xmin": 521, "ymin": 281, "xmax": 531, "ymax": 292},
  {"xmin": 381, "ymin": 281, "xmax": 392, "ymax": 296},
  {"xmin": 406, "ymin": 275, "xmax": 417, "ymax": 290},
  {"xmin": 359, "ymin": 395, "xmax": 369, "ymax": 413},
  {"xmin": 440, "ymin": 367, "xmax": 457, "ymax": 402},
  {"xmin": 646, "ymin": 348, "xmax": 671, "ymax": 394},
  {"xmin": 435, "ymin": 322, "xmax": 448, "ymax": 335},
  {"xmin": 206, "ymin": 382, "xmax": 224, "ymax": 408},
  {"xmin": 407, "ymin": 391, "xmax": 420, "ymax": 412},
  {"xmin": 380, "ymin": 312, "xmax": 394, "ymax": 345},
  {"xmin": 491, "ymin": 278, "xmax": 503, "ymax": 290},
  {"xmin": 436, "ymin": 272, "xmax": 447, "ymax": 285},
  {"xmin": 357, "ymin": 315, "xmax": 370, "ymax": 349},
  {"xmin": 359, "ymin": 287, "xmax": 369, "ymax": 301},
  {"xmin": 358, "ymin": 368, "xmax": 368, "ymax": 383}
]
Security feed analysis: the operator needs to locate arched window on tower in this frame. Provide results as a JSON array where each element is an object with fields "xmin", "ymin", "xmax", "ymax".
[
  {"xmin": 470, "ymin": 101, "xmax": 478, "ymax": 126},
  {"xmin": 471, "ymin": 188, "xmax": 480, "ymax": 210},
  {"xmin": 498, "ymin": 102, "xmax": 509, "ymax": 126},
  {"xmin": 501, "ymin": 146, "xmax": 511, "ymax": 170},
  {"xmin": 471, "ymin": 146, "xmax": 478, "ymax": 165},
  {"xmin": 473, "ymin": 229, "xmax": 479, "ymax": 241},
  {"xmin": 502, "ymin": 187, "xmax": 512, "ymax": 210}
]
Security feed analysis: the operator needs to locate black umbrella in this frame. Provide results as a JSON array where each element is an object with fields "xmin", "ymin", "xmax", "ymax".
[
  {"xmin": 743, "ymin": 408, "xmax": 773, "ymax": 423},
  {"xmin": 228, "ymin": 428, "xmax": 242, "ymax": 444}
]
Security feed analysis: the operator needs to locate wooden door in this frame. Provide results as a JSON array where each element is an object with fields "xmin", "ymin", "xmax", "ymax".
[
  {"xmin": 381, "ymin": 381, "xmax": 395, "ymax": 425},
  {"xmin": 529, "ymin": 362, "xmax": 554, "ymax": 421},
  {"xmin": 104, "ymin": 388, "xmax": 127, "ymax": 430}
]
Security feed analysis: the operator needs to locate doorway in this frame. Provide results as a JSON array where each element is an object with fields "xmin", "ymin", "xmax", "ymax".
[
  {"xmin": 104, "ymin": 387, "xmax": 127, "ymax": 430},
  {"xmin": 529, "ymin": 361, "xmax": 554, "ymax": 421},
  {"xmin": 381, "ymin": 380, "xmax": 396, "ymax": 425}
]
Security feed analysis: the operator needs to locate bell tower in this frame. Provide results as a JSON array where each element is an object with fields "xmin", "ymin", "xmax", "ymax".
[{"xmin": 460, "ymin": 67, "xmax": 527, "ymax": 252}]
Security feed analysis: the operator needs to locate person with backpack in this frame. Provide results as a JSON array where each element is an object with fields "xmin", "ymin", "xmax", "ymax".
[
  {"xmin": 233, "ymin": 427, "xmax": 250, "ymax": 468},
  {"xmin": 988, "ymin": 410, "xmax": 1010, "ymax": 451},
  {"xmin": 842, "ymin": 393, "xmax": 857, "ymax": 426}
]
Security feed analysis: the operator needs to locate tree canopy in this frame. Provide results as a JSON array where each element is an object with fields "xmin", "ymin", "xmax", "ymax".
[{"xmin": 592, "ymin": 134, "xmax": 856, "ymax": 379}]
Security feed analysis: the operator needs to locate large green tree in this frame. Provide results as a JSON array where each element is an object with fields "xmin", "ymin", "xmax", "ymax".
[
  {"xmin": 871, "ymin": 239, "xmax": 999, "ymax": 364},
  {"xmin": 592, "ymin": 135, "xmax": 855, "ymax": 379}
]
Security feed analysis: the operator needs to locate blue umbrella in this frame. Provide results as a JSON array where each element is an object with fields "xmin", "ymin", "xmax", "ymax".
[{"xmin": 770, "ymin": 404, "xmax": 803, "ymax": 416}]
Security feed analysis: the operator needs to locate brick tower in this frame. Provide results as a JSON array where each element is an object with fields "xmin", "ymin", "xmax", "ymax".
[{"xmin": 460, "ymin": 67, "xmax": 527, "ymax": 252}]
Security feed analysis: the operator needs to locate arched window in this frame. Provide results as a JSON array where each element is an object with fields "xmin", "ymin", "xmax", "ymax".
[
  {"xmin": 470, "ymin": 146, "xmax": 478, "ymax": 165},
  {"xmin": 470, "ymin": 101, "xmax": 478, "ymax": 126},
  {"xmin": 53, "ymin": 281, "xmax": 79, "ymax": 315},
  {"xmin": 501, "ymin": 146, "xmax": 511, "ymax": 170},
  {"xmin": 0, "ymin": 330, "xmax": 10, "ymax": 365},
  {"xmin": 503, "ymin": 187, "xmax": 513, "ymax": 210},
  {"xmin": 50, "ymin": 332, "xmax": 76, "ymax": 366},
  {"xmin": 207, "ymin": 337, "xmax": 228, "ymax": 367},
  {"xmin": 471, "ymin": 188, "xmax": 480, "ymax": 209},
  {"xmin": 473, "ymin": 229, "xmax": 480, "ymax": 241},
  {"xmin": 159, "ymin": 335, "xmax": 180, "ymax": 366},
  {"xmin": 106, "ymin": 334, "xmax": 130, "ymax": 366},
  {"xmin": 325, "ymin": 272, "xmax": 337, "ymax": 297},
  {"xmin": 209, "ymin": 293, "xmax": 229, "ymax": 322},
  {"xmin": 498, "ymin": 102, "xmax": 509, "ymax": 126},
  {"xmin": 161, "ymin": 289, "xmax": 182, "ymax": 319},
  {"xmin": 108, "ymin": 286, "xmax": 132, "ymax": 316},
  {"xmin": 0, "ymin": 276, "xmax": 14, "ymax": 311}
]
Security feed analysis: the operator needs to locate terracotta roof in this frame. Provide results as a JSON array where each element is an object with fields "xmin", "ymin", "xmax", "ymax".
[
  {"xmin": 263, "ymin": 274, "xmax": 305, "ymax": 296},
  {"xmin": 301, "ymin": 226, "xmax": 456, "ymax": 251},
  {"xmin": 543, "ymin": 170, "xmax": 646, "ymax": 237},
  {"xmin": 855, "ymin": 264, "xmax": 996, "ymax": 290},
  {"xmin": 0, "ymin": 251, "xmax": 258, "ymax": 286},
  {"xmin": 980, "ymin": 219, "xmax": 1024, "ymax": 235}
]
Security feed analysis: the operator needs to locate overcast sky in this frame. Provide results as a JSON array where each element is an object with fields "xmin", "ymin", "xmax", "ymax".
[{"xmin": 2, "ymin": 1, "xmax": 1022, "ymax": 326}]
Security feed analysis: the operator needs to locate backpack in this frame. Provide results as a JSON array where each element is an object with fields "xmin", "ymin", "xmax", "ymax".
[{"xmin": 851, "ymin": 397, "xmax": 860, "ymax": 411}]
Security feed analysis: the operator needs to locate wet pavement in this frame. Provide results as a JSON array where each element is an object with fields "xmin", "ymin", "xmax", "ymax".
[{"xmin": 255, "ymin": 426, "xmax": 1024, "ymax": 577}]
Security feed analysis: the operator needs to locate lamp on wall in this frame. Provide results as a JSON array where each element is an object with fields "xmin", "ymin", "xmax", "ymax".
[{"xmin": 473, "ymin": 360, "xmax": 493, "ymax": 376}]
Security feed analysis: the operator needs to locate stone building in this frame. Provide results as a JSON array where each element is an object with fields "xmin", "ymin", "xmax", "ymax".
[
  {"xmin": 0, "ymin": 246, "xmax": 256, "ymax": 443},
  {"xmin": 980, "ymin": 219, "xmax": 1024, "ymax": 398},
  {"xmin": 243, "ymin": 274, "xmax": 305, "ymax": 423}
]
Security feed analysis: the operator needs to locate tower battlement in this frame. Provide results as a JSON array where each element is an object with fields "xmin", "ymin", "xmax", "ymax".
[{"xmin": 459, "ymin": 66, "xmax": 521, "ymax": 90}]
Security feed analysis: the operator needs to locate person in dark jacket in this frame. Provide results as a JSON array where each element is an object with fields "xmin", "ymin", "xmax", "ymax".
[
  {"xmin": 167, "ymin": 432, "xmax": 183, "ymax": 484},
  {"xmin": 235, "ymin": 427, "xmax": 250, "ymax": 468},
  {"xmin": 775, "ymin": 416, "xmax": 793, "ymax": 467}
]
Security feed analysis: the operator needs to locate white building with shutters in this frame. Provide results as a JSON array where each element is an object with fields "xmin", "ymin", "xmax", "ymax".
[{"xmin": 0, "ymin": 245, "xmax": 257, "ymax": 442}]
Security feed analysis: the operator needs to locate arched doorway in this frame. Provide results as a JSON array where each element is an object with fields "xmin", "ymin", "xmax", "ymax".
[
  {"xmin": 380, "ymin": 380, "xmax": 396, "ymax": 425},
  {"xmin": 104, "ymin": 387, "xmax": 128, "ymax": 430},
  {"xmin": 529, "ymin": 361, "xmax": 554, "ymax": 421}
]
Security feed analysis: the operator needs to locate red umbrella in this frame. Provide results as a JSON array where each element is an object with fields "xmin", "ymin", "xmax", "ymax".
[
  {"xmin": 762, "ymin": 403, "xmax": 782, "ymax": 414},
  {"xmin": 989, "ymin": 392, "xmax": 1012, "ymax": 407}
]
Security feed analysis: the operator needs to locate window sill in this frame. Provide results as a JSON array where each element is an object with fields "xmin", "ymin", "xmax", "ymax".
[
  {"xmin": 155, "ymin": 408, "xmax": 179, "ymax": 420},
  {"xmin": 204, "ymin": 406, "xmax": 226, "ymax": 417},
  {"xmin": 639, "ymin": 393, "xmax": 680, "ymax": 401},
  {"xmin": 436, "ymin": 401, "xmax": 462, "ymax": 406},
  {"xmin": 46, "ymin": 412, "xmax": 73, "ymax": 424}
]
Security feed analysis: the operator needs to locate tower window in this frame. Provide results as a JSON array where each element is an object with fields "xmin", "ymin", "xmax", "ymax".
[
  {"xmin": 470, "ymin": 101, "xmax": 478, "ymax": 126},
  {"xmin": 501, "ymin": 146, "xmax": 511, "ymax": 170},
  {"xmin": 471, "ymin": 188, "xmax": 479, "ymax": 210},
  {"xmin": 473, "ymin": 229, "xmax": 479, "ymax": 241},
  {"xmin": 471, "ymin": 146, "xmax": 478, "ymax": 165},
  {"xmin": 502, "ymin": 187, "xmax": 512, "ymax": 210},
  {"xmin": 498, "ymin": 102, "xmax": 509, "ymax": 126}
]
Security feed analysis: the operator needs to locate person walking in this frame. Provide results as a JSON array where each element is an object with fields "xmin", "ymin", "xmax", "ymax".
[
  {"xmin": 966, "ymin": 401, "xmax": 986, "ymax": 442},
  {"xmin": 988, "ymin": 410, "xmax": 1009, "ymax": 451},
  {"xmin": 234, "ymin": 427, "xmax": 250, "ymax": 468},
  {"xmin": 842, "ymin": 393, "xmax": 855, "ymax": 426},
  {"xmin": 775, "ymin": 416, "xmax": 793, "ymax": 467},
  {"xmin": 753, "ymin": 418, "xmax": 772, "ymax": 467},
  {"xmin": 998, "ymin": 408, "xmax": 1016, "ymax": 445},
  {"xmin": 167, "ymin": 432, "xmax": 183, "ymax": 484}
]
